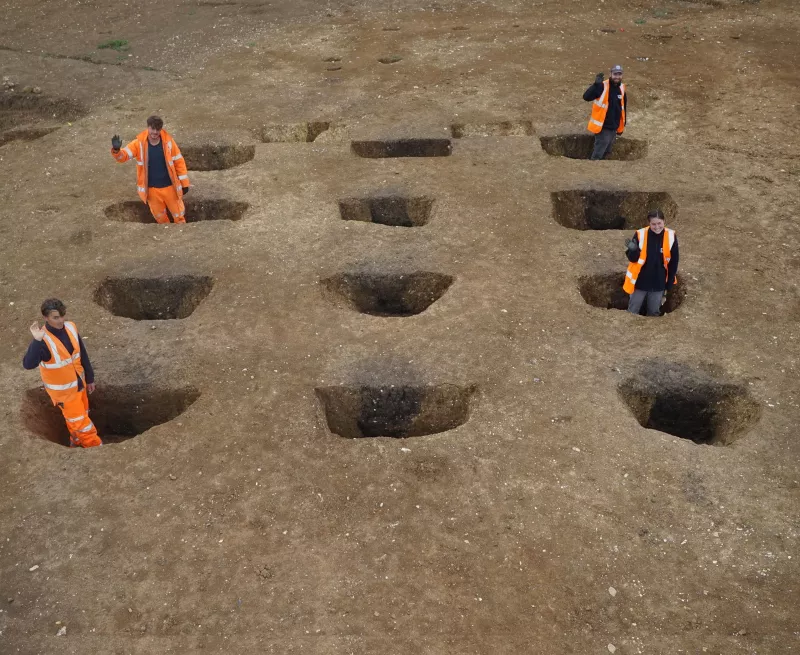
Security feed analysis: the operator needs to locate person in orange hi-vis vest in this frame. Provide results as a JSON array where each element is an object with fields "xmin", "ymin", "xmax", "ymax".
[
  {"xmin": 110, "ymin": 115, "xmax": 191, "ymax": 224},
  {"xmin": 23, "ymin": 299, "xmax": 102, "ymax": 447},
  {"xmin": 623, "ymin": 210, "xmax": 680, "ymax": 317},
  {"xmin": 583, "ymin": 64, "xmax": 627, "ymax": 160}
]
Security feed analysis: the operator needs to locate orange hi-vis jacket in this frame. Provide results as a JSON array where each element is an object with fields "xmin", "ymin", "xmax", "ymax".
[
  {"xmin": 588, "ymin": 80, "xmax": 626, "ymax": 134},
  {"xmin": 623, "ymin": 227, "xmax": 676, "ymax": 294},
  {"xmin": 39, "ymin": 321, "xmax": 86, "ymax": 404},
  {"xmin": 111, "ymin": 130, "xmax": 190, "ymax": 203}
]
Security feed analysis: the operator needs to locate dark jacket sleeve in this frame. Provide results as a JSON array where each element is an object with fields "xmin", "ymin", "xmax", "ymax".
[
  {"xmin": 78, "ymin": 336, "xmax": 94, "ymax": 384},
  {"xmin": 583, "ymin": 82, "xmax": 603, "ymax": 102},
  {"xmin": 624, "ymin": 90, "xmax": 628, "ymax": 126},
  {"xmin": 667, "ymin": 237, "xmax": 679, "ymax": 289},
  {"xmin": 626, "ymin": 233, "xmax": 641, "ymax": 263},
  {"xmin": 22, "ymin": 340, "xmax": 51, "ymax": 370}
]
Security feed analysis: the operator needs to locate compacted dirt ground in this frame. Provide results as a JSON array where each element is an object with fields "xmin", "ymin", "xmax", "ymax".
[{"xmin": 1, "ymin": 0, "xmax": 799, "ymax": 653}]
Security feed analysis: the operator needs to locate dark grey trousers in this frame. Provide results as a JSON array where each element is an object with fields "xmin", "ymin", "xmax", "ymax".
[
  {"xmin": 590, "ymin": 128, "xmax": 617, "ymax": 160},
  {"xmin": 628, "ymin": 289, "xmax": 663, "ymax": 317}
]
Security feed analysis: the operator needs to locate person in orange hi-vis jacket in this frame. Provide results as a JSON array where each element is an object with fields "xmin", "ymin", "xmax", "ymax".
[
  {"xmin": 23, "ymin": 298, "xmax": 102, "ymax": 448},
  {"xmin": 110, "ymin": 115, "xmax": 191, "ymax": 224}
]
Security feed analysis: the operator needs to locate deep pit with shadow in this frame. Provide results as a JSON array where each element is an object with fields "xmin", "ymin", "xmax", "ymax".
[
  {"xmin": 338, "ymin": 194, "xmax": 433, "ymax": 227},
  {"xmin": 94, "ymin": 275, "xmax": 214, "ymax": 320},
  {"xmin": 579, "ymin": 272, "xmax": 686, "ymax": 314},
  {"xmin": 21, "ymin": 384, "xmax": 201, "ymax": 446},
  {"xmin": 321, "ymin": 271, "xmax": 454, "ymax": 316},
  {"xmin": 104, "ymin": 199, "xmax": 249, "ymax": 223},
  {"xmin": 540, "ymin": 134, "xmax": 647, "ymax": 160},
  {"xmin": 316, "ymin": 383, "xmax": 476, "ymax": 438},
  {"xmin": 351, "ymin": 138, "xmax": 452, "ymax": 158},
  {"xmin": 552, "ymin": 190, "xmax": 676, "ymax": 230},
  {"xmin": 181, "ymin": 144, "xmax": 256, "ymax": 170},
  {"xmin": 618, "ymin": 361, "xmax": 761, "ymax": 445}
]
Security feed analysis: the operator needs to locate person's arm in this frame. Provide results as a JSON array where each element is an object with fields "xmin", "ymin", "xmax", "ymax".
[
  {"xmin": 626, "ymin": 234, "xmax": 641, "ymax": 262},
  {"xmin": 666, "ymin": 237, "xmax": 679, "ymax": 288},
  {"xmin": 584, "ymin": 72, "xmax": 605, "ymax": 101},
  {"xmin": 171, "ymin": 141, "xmax": 190, "ymax": 191},
  {"xmin": 78, "ymin": 336, "xmax": 95, "ymax": 385},
  {"xmin": 111, "ymin": 137, "xmax": 139, "ymax": 163},
  {"xmin": 22, "ymin": 339, "xmax": 51, "ymax": 370},
  {"xmin": 624, "ymin": 90, "xmax": 628, "ymax": 126}
]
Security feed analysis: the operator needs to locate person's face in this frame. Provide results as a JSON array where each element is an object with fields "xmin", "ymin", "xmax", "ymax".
[
  {"xmin": 147, "ymin": 126, "xmax": 161, "ymax": 143},
  {"xmin": 44, "ymin": 309, "xmax": 65, "ymax": 330},
  {"xmin": 611, "ymin": 71, "xmax": 623, "ymax": 83},
  {"xmin": 649, "ymin": 218, "xmax": 665, "ymax": 234}
]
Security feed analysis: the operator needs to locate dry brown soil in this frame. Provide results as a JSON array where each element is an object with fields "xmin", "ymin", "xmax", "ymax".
[{"xmin": 1, "ymin": 0, "xmax": 799, "ymax": 653}]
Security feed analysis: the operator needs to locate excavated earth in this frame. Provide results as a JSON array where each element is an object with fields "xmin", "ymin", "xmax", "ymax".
[{"xmin": 0, "ymin": 0, "xmax": 798, "ymax": 653}]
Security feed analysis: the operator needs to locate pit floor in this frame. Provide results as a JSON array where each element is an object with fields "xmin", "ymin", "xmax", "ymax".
[{"xmin": 1, "ymin": 1, "xmax": 799, "ymax": 653}]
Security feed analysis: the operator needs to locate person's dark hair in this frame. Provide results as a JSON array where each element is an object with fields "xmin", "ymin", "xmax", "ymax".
[
  {"xmin": 146, "ymin": 115, "xmax": 164, "ymax": 131},
  {"xmin": 647, "ymin": 209, "xmax": 665, "ymax": 221},
  {"xmin": 41, "ymin": 298, "xmax": 66, "ymax": 317}
]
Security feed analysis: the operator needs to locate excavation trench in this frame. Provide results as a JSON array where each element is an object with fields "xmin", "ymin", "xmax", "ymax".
[
  {"xmin": 94, "ymin": 275, "xmax": 214, "ymax": 320},
  {"xmin": 316, "ymin": 384, "xmax": 476, "ymax": 438},
  {"xmin": 540, "ymin": 134, "xmax": 647, "ymax": 160},
  {"xmin": 0, "ymin": 126, "xmax": 60, "ymax": 146},
  {"xmin": 579, "ymin": 272, "xmax": 686, "ymax": 314},
  {"xmin": 618, "ymin": 361, "xmax": 761, "ymax": 446},
  {"xmin": 181, "ymin": 144, "xmax": 255, "ymax": 170},
  {"xmin": 259, "ymin": 122, "xmax": 330, "ymax": 143},
  {"xmin": 21, "ymin": 385, "xmax": 200, "ymax": 446},
  {"xmin": 322, "ymin": 272, "xmax": 453, "ymax": 316},
  {"xmin": 0, "ymin": 92, "xmax": 85, "ymax": 144},
  {"xmin": 104, "ymin": 199, "xmax": 249, "ymax": 223},
  {"xmin": 338, "ymin": 194, "xmax": 433, "ymax": 227},
  {"xmin": 451, "ymin": 121, "xmax": 534, "ymax": 138},
  {"xmin": 552, "ymin": 190, "xmax": 676, "ymax": 230},
  {"xmin": 351, "ymin": 139, "xmax": 452, "ymax": 158}
]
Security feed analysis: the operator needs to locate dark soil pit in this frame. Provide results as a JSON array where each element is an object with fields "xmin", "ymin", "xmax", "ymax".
[
  {"xmin": 552, "ymin": 190, "xmax": 676, "ymax": 230},
  {"xmin": 0, "ymin": 92, "xmax": 85, "ymax": 131},
  {"xmin": 322, "ymin": 271, "xmax": 454, "ymax": 316},
  {"xmin": 338, "ymin": 194, "xmax": 434, "ymax": 227},
  {"xmin": 451, "ymin": 121, "xmax": 534, "ymax": 138},
  {"xmin": 540, "ymin": 134, "xmax": 647, "ymax": 160},
  {"xmin": 94, "ymin": 275, "xmax": 214, "ymax": 320},
  {"xmin": 0, "ymin": 126, "xmax": 60, "ymax": 147},
  {"xmin": 316, "ymin": 383, "xmax": 476, "ymax": 438},
  {"xmin": 579, "ymin": 271, "xmax": 686, "ymax": 314},
  {"xmin": 618, "ymin": 361, "xmax": 761, "ymax": 446},
  {"xmin": 351, "ymin": 139, "xmax": 452, "ymax": 158},
  {"xmin": 21, "ymin": 384, "xmax": 200, "ymax": 446},
  {"xmin": 378, "ymin": 56, "xmax": 403, "ymax": 64},
  {"xmin": 181, "ymin": 144, "xmax": 255, "ymax": 170},
  {"xmin": 259, "ymin": 122, "xmax": 331, "ymax": 143},
  {"xmin": 104, "ymin": 199, "xmax": 249, "ymax": 223}
]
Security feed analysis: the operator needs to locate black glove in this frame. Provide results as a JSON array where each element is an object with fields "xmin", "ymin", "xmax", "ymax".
[
  {"xmin": 595, "ymin": 72, "xmax": 604, "ymax": 84},
  {"xmin": 181, "ymin": 186, "xmax": 189, "ymax": 196},
  {"xmin": 625, "ymin": 238, "xmax": 640, "ymax": 253},
  {"xmin": 111, "ymin": 134, "xmax": 122, "ymax": 151}
]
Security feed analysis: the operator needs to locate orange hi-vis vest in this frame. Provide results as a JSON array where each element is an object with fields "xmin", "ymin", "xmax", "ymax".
[
  {"xmin": 111, "ymin": 129, "xmax": 190, "ymax": 203},
  {"xmin": 39, "ymin": 322, "xmax": 86, "ymax": 404},
  {"xmin": 588, "ymin": 80, "xmax": 626, "ymax": 134},
  {"xmin": 623, "ymin": 227, "xmax": 676, "ymax": 295}
]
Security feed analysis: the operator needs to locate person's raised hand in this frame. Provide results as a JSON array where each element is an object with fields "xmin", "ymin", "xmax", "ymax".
[
  {"xmin": 111, "ymin": 134, "xmax": 122, "ymax": 151},
  {"xmin": 595, "ymin": 72, "xmax": 604, "ymax": 84},
  {"xmin": 625, "ymin": 238, "xmax": 639, "ymax": 253},
  {"xmin": 29, "ymin": 322, "xmax": 46, "ymax": 341}
]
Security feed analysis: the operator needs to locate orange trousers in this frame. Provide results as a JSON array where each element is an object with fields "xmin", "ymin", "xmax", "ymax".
[
  {"xmin": 147, "ymin": 186, "xmax": 186, "ymax": 224},
  {"xmin": 58, "ymin": 388, "xmax": 102, "ymax": 448}
]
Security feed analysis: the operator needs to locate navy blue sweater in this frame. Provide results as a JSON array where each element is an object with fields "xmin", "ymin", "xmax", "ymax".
[
  {"xmin": 22, "ymin": 325, "xmax": 94, "ymax": 390},
  {"xmin": 627, "ymin": 228, "xmax": 680, "ymax": 292}
]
